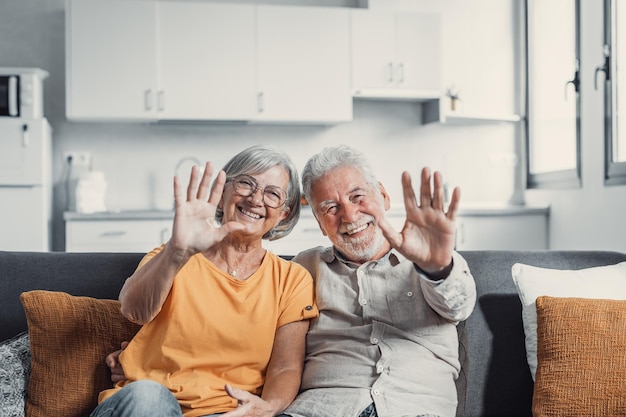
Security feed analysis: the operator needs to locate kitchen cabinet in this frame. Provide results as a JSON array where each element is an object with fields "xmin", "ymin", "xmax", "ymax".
[
  {"xmin": 67, "ymin": 1, "xmax": 257, "ymax": 121},
  {"xmin": 255, "ymin": 5, "xmax": 352, "ymax": 123},
  {"xmin": 66, "ymin": 0, "xmax": 159, "ymax": 120},
  {"xmin": 455, "ymin": 210, "xmax": 549, "ymax": 250},
  {"xmin": 66, "ymin": 1, "xmax": 352, "ymax": 123},
  {"xmin": 158, "ymin": 3, "xmax": 257, "ymax": 120},
  {"xmin": 65, "ymin": 215, "xmax": 172, "ymax": 253},
  {"xmin": 350, "ymin": 10, "xmax": 442, "ymax": 100}
]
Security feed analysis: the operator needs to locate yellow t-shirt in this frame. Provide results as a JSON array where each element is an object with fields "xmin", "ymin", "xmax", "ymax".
[{"xmin": 99, "ymin": 247, "xmax": 318, "ymax": 417}]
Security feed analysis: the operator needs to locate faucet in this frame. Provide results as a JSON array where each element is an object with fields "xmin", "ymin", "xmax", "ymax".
[{"xmin": 174, "ymin": 156, "xmax": 203, "ymax": 179}]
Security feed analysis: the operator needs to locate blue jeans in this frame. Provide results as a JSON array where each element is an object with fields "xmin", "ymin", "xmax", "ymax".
[
  {"xmin": 89, "ymin": 380, "xmax": 224, "ymax": 417},
  {"xmin": 90, "ymin": 380, "xmax": 183, "ymax": 417}
]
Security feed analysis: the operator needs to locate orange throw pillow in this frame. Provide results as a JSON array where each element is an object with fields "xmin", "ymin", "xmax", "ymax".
[
  {"xmin": 533, "ymin": 296, "xmax": 626, "ymax": 417},
  {"xmin": 21, "ymin": 290, "xmax": 141, "ymax": 417}
]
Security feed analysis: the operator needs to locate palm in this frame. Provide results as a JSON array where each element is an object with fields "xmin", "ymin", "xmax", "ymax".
[
  {"xmin": 380, "ymin": 168, "xmax": 459, "ymax": 272},
  {"xmin": 170, "ymin": 163, "xmax": 243, "ymax": 255}
]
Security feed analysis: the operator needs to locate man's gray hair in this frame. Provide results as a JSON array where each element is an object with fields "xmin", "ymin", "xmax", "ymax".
[
  {"xmin": 215, "ymin": 145, "xmax": 300, "ymax": 241},
  {"xmin": 301, "ymin": 145, "xmax": 379, "ymax": 206}
]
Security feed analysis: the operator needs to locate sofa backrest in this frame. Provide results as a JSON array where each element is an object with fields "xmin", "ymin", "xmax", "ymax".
[
  {"xmin": 459, "ymin": 250, "xmax": 626, "ymax": 417},
  {"xmin": 0, "ymin": 251, "xmax": 144, "ymax": 342}
]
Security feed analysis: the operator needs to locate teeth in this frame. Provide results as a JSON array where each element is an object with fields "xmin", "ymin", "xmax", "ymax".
[
  {"xmin": 240, "ymin": 208, "xmax": 261, "ymax": 219},
  {"xmin": 346, "ymin": 224, "xmax": 368, "ymax": 235}
]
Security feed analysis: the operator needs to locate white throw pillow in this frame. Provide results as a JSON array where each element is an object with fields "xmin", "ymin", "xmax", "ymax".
[{"xmin": 511, "ymin": 261, "xmax": 626, "ymax": 380}]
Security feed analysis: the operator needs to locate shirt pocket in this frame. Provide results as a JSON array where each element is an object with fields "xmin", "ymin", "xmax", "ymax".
[{"xmin": 387, "ymin": 284, "xmax": 441, "ymax": 335}]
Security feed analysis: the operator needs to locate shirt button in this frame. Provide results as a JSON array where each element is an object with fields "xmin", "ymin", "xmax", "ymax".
[
  {"xmin": 373, "ymin": 389, "xmax": 381, "ymax": 396},
  {"xmin": 371, "ymin": 338, "xmax": 379, "ymax": 344},
  {"xmin": 377, "ymin": 365, "xmax": 384, "ymax": 373},
  {"xmin": 406, "ymin": 291, "xmax": 413, "ymax": 297},
  {"xmin": 360, "ymin": 299, "xmax": 367, "ymax": 305},
  {"xmin": 358, "ymin": 270, "xmax": 365, "ymax": 277}
]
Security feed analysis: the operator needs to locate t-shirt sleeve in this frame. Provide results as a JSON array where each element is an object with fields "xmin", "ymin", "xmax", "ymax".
[{"xmin": 277, "ymin": 261, "xmax": 319, "ymax": 328}]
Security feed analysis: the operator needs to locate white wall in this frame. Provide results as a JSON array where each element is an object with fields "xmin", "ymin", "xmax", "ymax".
[
  {"xmin": 1, "ymin": 0, "xmax": 524, "ymax": 251},
  {"xmin": 525, "ymin": 1, "xmax": 626, "ymax": 252}
]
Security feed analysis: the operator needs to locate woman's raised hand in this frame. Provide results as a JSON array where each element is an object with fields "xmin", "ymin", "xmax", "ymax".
[{"xmin": 170, "ymin": 162, "xmax": 244, "ymax": 255}]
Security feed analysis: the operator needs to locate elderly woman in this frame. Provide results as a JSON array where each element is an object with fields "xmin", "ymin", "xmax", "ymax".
[{"xmin": 91, "ymin": 145, "xmax": 318, "ymax": 417}]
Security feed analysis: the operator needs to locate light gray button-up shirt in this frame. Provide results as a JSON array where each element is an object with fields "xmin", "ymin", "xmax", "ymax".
[{"xmin": 284, "ymin": 247, "xmax": 476, "ymax": 417}]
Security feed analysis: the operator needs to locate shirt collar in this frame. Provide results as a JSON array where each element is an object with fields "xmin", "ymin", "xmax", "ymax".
[{"xmin": 322, "ymin": 246, "xmax": 403, "ymax": 267}]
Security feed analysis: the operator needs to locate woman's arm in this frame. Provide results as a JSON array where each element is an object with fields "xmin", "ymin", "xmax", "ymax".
[
  {"xmin": 119, "ymin": 242, "xmax": 190, "ymax": 324},
  {"xmin": 223, "ymin": 320, "xmax": 309, "ymax": 417}
]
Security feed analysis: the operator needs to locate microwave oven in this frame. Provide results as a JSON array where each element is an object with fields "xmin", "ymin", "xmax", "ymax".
[{"xmin": 0, "ymin": 67, "xmax": 48, "ymax": 119}]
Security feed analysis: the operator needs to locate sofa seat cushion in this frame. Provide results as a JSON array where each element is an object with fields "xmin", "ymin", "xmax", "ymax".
[
  {"xmin": 20, "ymin": 291, "xmax": 141, "ymax": 417},
  {"xmin": 533, "ymin": 296, "xmax": 626, "ymax": 416},
  {"xmin": 0, "ymin": 331, "xmax": 30, "ymax": 417}
]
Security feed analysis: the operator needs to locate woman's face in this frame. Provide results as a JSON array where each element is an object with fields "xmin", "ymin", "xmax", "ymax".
[{"xmin": 220, "ymin": 165, "xmax": 291, "ymax": 240}]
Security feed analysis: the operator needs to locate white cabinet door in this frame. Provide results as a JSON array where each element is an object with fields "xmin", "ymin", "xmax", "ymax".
[
  {"xmin": 395, "ymin": 13, "xmax": 442, "ymax": 92},
  {"xmin": 351, "ymin": 10, "xmax": 442, "ymax": 96},
  {"xmin": 158, "ymin": 3, "xmax": 257, "ymax": 120},
  {"xmin": 66, "ymin": 219, "xmax": 172, "ymax": 253},
  {"xmin": 255, "ymin": 6, "xmax": 352, "ymax": 123},
  {"xmin": 455, "ymin": 214, "xmax": 549, "ymax": 250},
  {"xmin": 66, "ymin": 0, "xmax": 159, "ymax": 120}
]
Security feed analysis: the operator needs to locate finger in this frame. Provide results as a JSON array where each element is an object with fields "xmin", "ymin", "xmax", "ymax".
[
  {"xmin": 186, "ymin": 165, "xmax": 201, "ymax": 201},
  {"xmin": 400, "ymin": 171, "xmax": 418, "ymax": 212},
  {"xmin": 111, "ymin": 373, "xmax": 126, "ymax": 384},
  {"xmin": 120, "ymin": 341, "xmax": 129, "ymax": 350},
  {"xmin": 419, "ymin": 167, "xmax": 432, "ymax": 208},
  {"xmin": 173, "ymin": 175, "xmax": 185, "ymax": 208},
  {"xmin": 377, "ymin": 216, "xmax": 403, "ymax": 249},
  {"xmin": 224, "ymin": 384, "xmax": 251, "ymax": 403},
  {"xmin": 209, "ymin": 169, "xmax": 227, "ymax": 207},
  {"xmin": 431, "ymin": 171, "xmax": 445, "ymax": 211},
  {"xmin": 446, "ymin": 186, "xmax": 461, "ymax": 221},
  {"xmin": 196, "ymin": 162, "xmax": 214, "ymax": 201}
]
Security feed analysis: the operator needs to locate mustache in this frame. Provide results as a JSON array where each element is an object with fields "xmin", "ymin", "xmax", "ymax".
[{"xmin": 339, "ymin": 215, "xmax": 376, "ymax": 234}]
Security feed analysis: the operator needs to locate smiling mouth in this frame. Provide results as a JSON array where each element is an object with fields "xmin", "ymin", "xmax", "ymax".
[
  {"xmin": 345, "ymin": 222, "xmax": 369, "ymax": 236},
  {"xmin": 239, "ymin": 207, "xmax": 262, "ymax": 220}
]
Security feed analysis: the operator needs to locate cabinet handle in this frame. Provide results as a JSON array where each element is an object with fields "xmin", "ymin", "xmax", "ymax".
[
  {"xmin": 397, "ymin": 63, "xmax": 404, "ymax": 83},
  {"xmin": 257, "ymin": 92, "xmax": 264, "ymax": 113},
  {"xmin": 144, "ymin": 89, "xmax": 153, "ymax": 111},
  {"xmin": 100, "ymin": 231, "xmax": 127, "ymax": 238},
  {"xmin": 157, "ymin": 90, "xmax": 165, "ymax": 111},
  {"xmin": 387, "ymin": 62, "xmax": 394, "ymax": 83}
]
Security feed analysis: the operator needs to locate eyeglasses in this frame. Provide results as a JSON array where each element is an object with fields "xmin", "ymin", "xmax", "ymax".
[{"xmin": 228, "ymin": 175, "xmax": 288, "ymax": 208}]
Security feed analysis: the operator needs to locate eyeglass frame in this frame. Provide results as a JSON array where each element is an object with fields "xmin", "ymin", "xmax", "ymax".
[{"xmin": 226, "ymin": 174, "xmax": 288, "ymax": 209}]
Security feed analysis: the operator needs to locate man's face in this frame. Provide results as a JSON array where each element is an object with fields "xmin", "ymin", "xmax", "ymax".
[{"xmin": 310, "ymin": 166, "xmax": 391, "ymax": 263}]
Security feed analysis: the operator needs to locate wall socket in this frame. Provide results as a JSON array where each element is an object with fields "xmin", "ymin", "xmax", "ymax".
[{"xmin": 65, "ymin": 151, "xmax": 91, "ymax": 167}]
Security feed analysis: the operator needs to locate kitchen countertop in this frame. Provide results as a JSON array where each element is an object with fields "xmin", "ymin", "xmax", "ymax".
[{"xmin": 64, "ymin": 203, "xmax": 550, "ymax": 221}]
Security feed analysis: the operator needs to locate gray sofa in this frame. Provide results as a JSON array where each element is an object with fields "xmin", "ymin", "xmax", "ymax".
[{"xmin": 2, "ymin": 249, "xmax": 626, "ymax": 417}]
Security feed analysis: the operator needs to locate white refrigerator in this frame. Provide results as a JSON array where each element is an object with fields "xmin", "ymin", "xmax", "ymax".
[{"xmin": 0, "ymin": 118, "xmax": 51, "ymax": 251}]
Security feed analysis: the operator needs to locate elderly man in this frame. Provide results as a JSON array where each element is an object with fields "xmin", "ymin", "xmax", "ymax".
[{"xmin": 280, "ymin": 145, "xmax": 476, "ymax": 417}]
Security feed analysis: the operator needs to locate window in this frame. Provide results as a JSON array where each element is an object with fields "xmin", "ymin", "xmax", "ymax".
[
  {"xmin": 526, "ymin": 0, "xmax": 581, "ymax": 188},
  {"xmin": 604, "ymin": 0, "xmax": 626, "ymax": 184}
]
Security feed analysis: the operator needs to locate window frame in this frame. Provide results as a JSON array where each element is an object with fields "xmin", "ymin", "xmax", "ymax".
[
  {"xmin": 604, "ymin": 0, "xmax": 626, "ymax": 185},
  {"xmin": 525, "ymin": 0, "xmax": 582, "ymax": 189}
]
